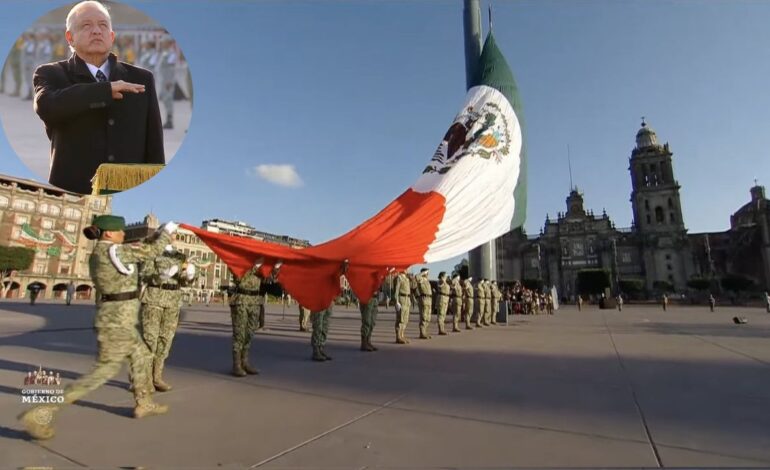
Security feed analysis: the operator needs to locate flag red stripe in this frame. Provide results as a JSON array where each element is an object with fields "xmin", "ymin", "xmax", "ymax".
[{"xmin": 182, "ymin": 189, "xmax": 445, "ymax": 311}]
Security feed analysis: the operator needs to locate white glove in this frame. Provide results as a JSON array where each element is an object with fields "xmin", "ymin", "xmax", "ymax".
[
  {"xmin": 163, "ymin": 221, "xmax": 179, "ymax": 234},
  {"xmin": 161, "ymin": 265, "xmax": 179, "ymax": 280},
  {"xmin": 164, "ymin": 244, "xmax": 175, "ymax": 253},
  {"xmin": 396, "ymin": 302, "xmax": 402, "ymax": 311},
  {"xmin": 185, "ymin": 264, "xmax": 196, "ymax": 280}
]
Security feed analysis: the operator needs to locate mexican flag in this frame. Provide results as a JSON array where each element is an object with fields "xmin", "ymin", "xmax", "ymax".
[{"xmin": 183, "ymin": 31, "xmax": 526, "ymax": 312}]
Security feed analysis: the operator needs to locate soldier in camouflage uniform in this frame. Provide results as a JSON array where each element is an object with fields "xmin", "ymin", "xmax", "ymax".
[
  {"xmin": 298, "ymin": 304, "xmax": 311, "ymax": 332},
  {"xmin": 450, "ymin": 274, "xmax": 463, "ymax": 332},
  {"xmin": 139, "ymin": 244, "xmax": 198, "ymax": 391},
  {"xmin": 484, "ymin": 279, "xmax": 493, "ymax": 325},
  {"xmin": 475, "ymin": 280, "xmax": 486, "ymax": 327},
  {"xmin": 229, "ymin": 263, "xmax": 262, "ymax": 377},
  {"xmin": 394, "ymin": 270, "xmax": 411, "ymax": 344},
  {"xmin": 435, "ymin": 271, "xmax": 450, "ymax": 335},
  {"xmin": 359, "ymin": 288, "xmax": 380, "ymax": 352},
  {"xmin": 462, "ymin": 277, "xmax": 475, "ymax": 330},
  {"xmin": 417, "ymin": 268, "xmax": 433, "ymax": 339},
  {"xmin": 311, "ymin": 302, "xmax": 334, "ymax": 361},
  {"xmin": 18, "ymin": 215, "xmax": 177, "ymax": 440},
  {"xmin": 491, "ymin": 280, "xmax": 501, "ymax": 325}
]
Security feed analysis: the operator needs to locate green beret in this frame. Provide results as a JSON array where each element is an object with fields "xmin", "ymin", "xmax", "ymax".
[{"xmin": 92, "ymin": 215, "xmax": 125, "ymax": 231}]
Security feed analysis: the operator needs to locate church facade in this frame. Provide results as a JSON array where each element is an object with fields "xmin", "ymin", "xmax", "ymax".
[{"xmin": 497, "ymin": 121, "xmax": 770, "ymax": 297}]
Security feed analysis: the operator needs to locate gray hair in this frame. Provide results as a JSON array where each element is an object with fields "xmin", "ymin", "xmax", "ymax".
[
  {"xmin": 66, "ymin": 1, "xmax": 112, "ymax": 32},
  {"xmin": 65, "ymin": 1, "xmax": 112, "ymax": 53}
]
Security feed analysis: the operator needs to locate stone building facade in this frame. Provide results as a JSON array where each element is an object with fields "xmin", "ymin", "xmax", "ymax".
[
  {"xmin": 0, "ymin": 174, "xmax": 111, "ymax": 299},
  {"xmin": 497, "ymin": 121, "xmax": 770, "ymax": 296}
]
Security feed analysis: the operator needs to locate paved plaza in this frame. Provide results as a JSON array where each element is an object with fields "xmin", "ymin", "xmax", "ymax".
[{"xmin": 1, "ymin": 301, "xmax": 769, "ymax": 468}]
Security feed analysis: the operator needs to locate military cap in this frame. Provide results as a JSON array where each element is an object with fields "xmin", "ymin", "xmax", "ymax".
[
  {"xmin": 420, "ymin": 268, "xmax": 429, "ymax": 273},
  {"xmin": 438, "ymin": 271, "xmax": 446, "ymax": 279},
  {"xmin": 92, "ymin": 215, "xmax": 125, "ymax": 231}
]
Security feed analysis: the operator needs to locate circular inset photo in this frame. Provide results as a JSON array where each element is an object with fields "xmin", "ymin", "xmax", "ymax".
[{"xmin": 0, "ymin": 0, "xmax": 193, "ymax": 195}]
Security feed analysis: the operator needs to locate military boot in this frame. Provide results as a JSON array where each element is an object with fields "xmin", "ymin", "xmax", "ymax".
[
  {"xmin": 18, "ymin": 405, "xmax": 58, "ymax": 440},
  {"xmin": 452, "ymin": 319, "xmax": 462, "ymax": 332},
  {"xmin": 361, "ymin": 336, "xmax": 368, "ymax": 351},
  {"xmin": 153, "ymin": 360, "xmax": 172, "ymax": 392},
  {"xmin": 438, "ymin": 322, "xmax": 448, "ymax": 335},
  {"xmin": 419, "ymin": 325, "xmax": 432, "ymax": 339},
  {"xmin": 364, "ymin": 336, "xmax": 377, "ymax": 351},
  {"xmin": 242, "ymin": 349, "xmax": 259, "ymax": 375},
  {"xmin": 232, "ymin": 350, "xmax": 247, "ymax": 377},
  {"xmin": 312, "ymin": 346, "xmax": 326, "ymax": 362},
  {"xmin": 396, "ymin": 328, "xmax": 407, "ymax": 344},
  {"xmin": 134, "ymin": 396, "xmax": 169, "ymax": 419},
  {"xmin": 320, "ymin": 348, "xmax": 332, "ymax": 361},
  {"xmin": 163, "ymin": 115, "xmax": 173, "ymax": 129}
]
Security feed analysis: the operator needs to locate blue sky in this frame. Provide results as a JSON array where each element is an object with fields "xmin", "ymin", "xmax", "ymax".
[{"xmin": 1, "ymin": 0, "xmax": 769, "ymax": 277}]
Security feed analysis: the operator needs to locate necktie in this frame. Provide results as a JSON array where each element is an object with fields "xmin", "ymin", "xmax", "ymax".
[{"xmin": 95, "ymin": 70, "xmax": 107, "ymax": 82}]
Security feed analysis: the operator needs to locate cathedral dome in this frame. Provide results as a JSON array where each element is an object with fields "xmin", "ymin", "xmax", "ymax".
[{"xmin": 636, "ymin": 119, "xmax": 659, "ymax": 149}]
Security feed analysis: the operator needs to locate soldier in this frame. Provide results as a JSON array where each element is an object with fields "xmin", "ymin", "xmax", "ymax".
[
  {"xmin": 765, "ymin": 291, "xmax": 770, "ymax": 313},
  {"xmin": 475, "ymin": 280, "xmax": 485, "ymax": 327},
  {"xmin": 394, "ymin": 270, "xmax": 411, "ymax": 344},
  {"xmin": 577, "ymin": 295, "xmax": 583, "ymax": 311},
  {"xmin": 139, "ymin": 244, "xmax": 197, "ymax": 391},
  {"xmin": 491, "ymin": 280, "xmax": 501, "ymax": 324},
  {"xmin": 616, "ymin": 293, "xmax": 624, "ymax": 312},
  {"xmin": 416, "ymin": 268, "xmax": 433, "ymax": 339},
  {"xmin": 158, "ymin": 39, "xmax": 177, "ymax": 129},
  {"xmin": 662, "ymin": 293, "xmax": 668, "ymax": 312},
  {"xmin": 311, "ymin": 302, "xmax": 334, "ymax": 361},
  {"xmin": 450, "ymin": 274, "xmax": 463, "ymax": 333},
  {"xmin": 435, "ymin": 271, "xmax": 450, "ymax": 335},
  {"xmin": 298, "ymin": 304, "xmax": 311, "ymax": 332},
  {"xmin": 21, "ymin": 32, "xmax": 36, "ymax": 100},
  {"xmin": 708, "ymin": 294, "xmax": 716, "ymax": 312},
  {"xmin": 229, "ymin": 262, "xmax": 263, "ymax": 377},
  {"xmin": 1, "ymin": 37, "xmax": 22, "ymax": 96},
  {"xmin": 462, "ymin": 276, "xmax": 475, "ymax": 329},
  {"xmin": 18, "ymin": 215, "xmax": 176, "ymax": 440},
  {"xmin": 484, "ymin": 279, "xmax": 494, "ymax": 325},
  {"xmin": 65, "ymin": 281, "xmax": 75, "ymax": 306},
  {"xmin": 359, "ymin": 287, "xmax": 380, "ymax": 352}
]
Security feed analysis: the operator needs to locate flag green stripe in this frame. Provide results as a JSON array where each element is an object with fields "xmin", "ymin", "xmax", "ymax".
[{"xmin": 472, "ymin": 32, "xmax": 527, "ymax": 230}]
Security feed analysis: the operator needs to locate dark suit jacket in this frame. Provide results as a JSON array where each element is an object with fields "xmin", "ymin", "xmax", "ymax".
[{"xmin": 33, "ymin": 53, "xmax": 164, "ymax": 194}]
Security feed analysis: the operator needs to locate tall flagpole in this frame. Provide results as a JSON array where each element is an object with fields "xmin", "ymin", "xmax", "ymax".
[{"xmin": 465, "ymin": 0, "xmax": 496, "ymax": 281}]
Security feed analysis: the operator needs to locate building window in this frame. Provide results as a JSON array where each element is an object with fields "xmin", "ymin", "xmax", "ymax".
[
  {"xmin": 655, "ymin": 207, "xmax": 664, "ymax": 224},
  {"xmin": 65, "ymin": 222, "xmax": 77, "ymax": 233},
  {"xmin": 667, "ymin": 264, "xmax": 672, "ymax": 271},
  {"xmin": 621, "ymin": 252, "xmax": 631, "ymax": 263},
  {"xmin": 15, "ymin": 214, "xmax": 29, "ymax": 225},
  {"xmin": 49, "ymin": 205, "xmax": 61, "ymax": 216},
  {"xmin": 646, "ymin": 214, "xmax": 651, "ymax": 224},
  {"xmin": 668, "ymin": 274, "xmax": 674, "ymax": 282},
  {"xmin": 36, "ymin": 250, "xmax": 48, "ymax": 259},
  {"xmin": 645, "ymin": 200, "xmax": 650, "ymax": 210},
  {"xmin": 63, "ymin": 208, "xmax": 81, "ymax": 219},
  {"xmin": 60, "ymin": 265, "xmax": 70, "ymax": 275},
  {"xmin": 668, "ymin": 198, "xmax": 673, "ymax": 209},
  {"xmin": 0, "ymin": 195, "xmax": 8, "ymax": 207},
  {"xmin": 91, "ymin": 199, "xmax": 102, "ymax": 210},
  {"xmin": 38, "ymin": 203, "xmax": 48, "ymax": 214},
  {"xmin": 41, "ymin": 218, "xmax": 54, "ymax": 229},
  {"xmin": 573, "ymin": 242, "xmax": 584, "ymax": 257},
  {"xmin": 12, "ymin": 199, "xmax": 35, "ymax": 212},
  {"xmin": 670, "ymin": 213, "xmax": 676, "ymax": 223},
  {"xmin": 665, "ymin": 254, "xmax": 671, "ymax": 260},
  {"xmin": 11, "ymin": 227, "xmax": 21, "ymax": 239},
  {"xmin": 34, "ymin": 263, "xmax": 46, "ymax": 274}
]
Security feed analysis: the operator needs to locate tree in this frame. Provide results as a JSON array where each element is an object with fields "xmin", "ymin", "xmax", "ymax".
[
  {"xmin": 618, "ymin": 278, "xmax": 645, "ymax": 297},
  {"xmin": 0, "ymin": 246, "xmax": 35, "ymax": 298},
  {"xmin": 720, "ymin": 274, "xmax": 754, "ymax": 293},
  {"xmin": 652, "ymin": 280, "xmax": 674, "ymax": 293},
  {"xmin": 576, "ymin": 269, "xmax": 610, "ymax": 295},
  {"xmin": 686, "ymin": 278, "xmax": 711, "ymax": 291},
  {"xmin": 521, "ymin": 278, "xmax": 541, "ymax": 291},
  {"xmin": 452, "ymin": 258, "xmax": 469, "ymax": 280}
]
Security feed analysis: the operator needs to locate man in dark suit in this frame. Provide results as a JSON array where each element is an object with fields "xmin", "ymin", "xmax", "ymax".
[{"xmin": 33, "ymin": 1, "xmax": 164, "ymax": 195}]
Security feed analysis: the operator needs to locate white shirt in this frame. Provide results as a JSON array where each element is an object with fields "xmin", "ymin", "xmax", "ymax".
[{"xmin": 86, "ymin": 60, "xmax": 111, "ymax": 81}]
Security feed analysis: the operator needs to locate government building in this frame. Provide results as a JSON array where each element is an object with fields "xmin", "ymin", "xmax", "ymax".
[{"xmin": 497, "ymin": 121, "xmax": 770, "ymax": 298}]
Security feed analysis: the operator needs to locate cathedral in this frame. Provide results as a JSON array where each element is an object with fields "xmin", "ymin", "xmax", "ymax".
[{"xmin": 497, "ymin": 120, "xmax": 770, "ymax": 297}]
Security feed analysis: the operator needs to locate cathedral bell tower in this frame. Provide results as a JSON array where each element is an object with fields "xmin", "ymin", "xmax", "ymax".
[
  {"xmin": 629, "ymin": 119, "xmax": 693, "ymax": 290},
  {"xmin": 629, "ymin": 119, "xmax": 685, "ymax": 232}
]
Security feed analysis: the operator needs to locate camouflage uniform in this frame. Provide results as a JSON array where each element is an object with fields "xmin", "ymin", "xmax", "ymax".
[
  {"xmin": 139, "ymin": 248, "xmax": 198, "ymax": 391},
  {"xmin": 359, "ymin": 295, "xmax": 378, "ymax": 351},
  {"xmin": 19, "ymin": 218, "xmax": 176, "ymax": 440},
  {"xmin": 435, "ymin": 274, "xmax": 450, "ymax": 335},
  {"xmin": 311, "ymin": 304, "xmax": 333, "ymax": 361},
  {"xmin": 417, "ymin": 272, "xmax": 433, "ymax": 339},
  {"xmin": 450, "ymin": 276, "xmax": 463, "ymax": 332},
  {"xmin": 463, "ymin": 278, "xmax": 475, "ymax": 329},
  {"xmin": 491, "ymin": 281, "xmax": 501, "ymax": 324},
  {"xmin": 475, "ymin": 281, "xmax": 486, "ymax": 327},
  {"xmin": 229, "ymin": 266, "xmax": 262, "ymax": 376},
  {"xmin": 298, "ymin": 304, "xmax": 311, "ymax": 332},
  {"xmin": 394, "ymin": 272, "xmax": 411, "ymax": 344}
]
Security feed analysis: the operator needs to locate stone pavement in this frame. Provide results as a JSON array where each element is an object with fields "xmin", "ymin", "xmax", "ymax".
[
  {"xmin": 0, "ymin": 90, "xmax": 192, "ymax": 181},
  {"xmin": 1, "ymin": 301, "xmax": 769, "ymax": 468}
]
